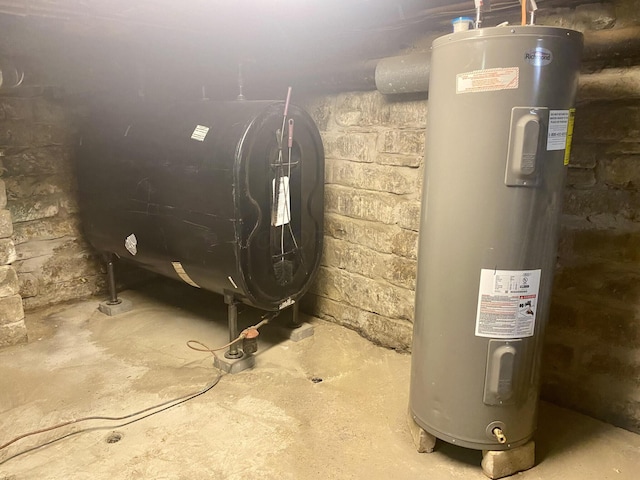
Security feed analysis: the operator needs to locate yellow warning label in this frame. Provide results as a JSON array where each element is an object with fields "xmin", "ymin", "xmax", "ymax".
[{"xmin": 563, "ymin": 108, "xmax": 576, "ymax": 166}]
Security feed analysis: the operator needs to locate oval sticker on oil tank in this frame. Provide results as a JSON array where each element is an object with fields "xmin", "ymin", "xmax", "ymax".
[{"xmin": 524, "ymin": 48, "xmax": 552, "ymax": 66}]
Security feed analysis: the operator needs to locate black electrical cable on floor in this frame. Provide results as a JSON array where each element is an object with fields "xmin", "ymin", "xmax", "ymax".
[
  {"xmin": 0, "ymin": 372, "xmax": 222, "ymax": 465},
  {"xmin": 0, "ymin": 311, "xmax": 278, "ymax": 465}
]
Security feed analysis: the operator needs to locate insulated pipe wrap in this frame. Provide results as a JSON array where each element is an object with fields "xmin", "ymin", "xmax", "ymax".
[{"xmin": 375, "ymin": 53, "xmax": 431, "ymax": 95}]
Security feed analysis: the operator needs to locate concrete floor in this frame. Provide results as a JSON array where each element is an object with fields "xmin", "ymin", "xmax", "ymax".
[{"xmin": 1, "ymin": 280, "xmax": 639, "ymax": 480}]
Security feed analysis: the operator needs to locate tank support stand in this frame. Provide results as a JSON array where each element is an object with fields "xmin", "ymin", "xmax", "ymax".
[
  {"xmin": 408, "ymin": 408, "xmax": 535, "ymax": 478},
  {"xmin": 224, "ymin": 294, "xmax": 242, "ymax": 359},
  {"xmin": 407, "ymin": 409, "xmax": 436, "ymax": 453},
  {"xmin": 272, "ymin": 302, "xmax": 315, "ymax": 342},
  {"xmin": 286, "ymin": 302, "xmax": 315, "ymax": 341},
  {"xmin": 98, "ymin": 253, "xmax": 133, "ymax": 316},
  {"xmin": 213, "ymin": 294, "xmax": 255, "ymax": 374},
  {"xmin": 106, "ymin": 256, "xmax": 119, "ymax": 305},
  {"xmin": 481, "ymin": 441, "xmax": 535, "ymax": 479}
]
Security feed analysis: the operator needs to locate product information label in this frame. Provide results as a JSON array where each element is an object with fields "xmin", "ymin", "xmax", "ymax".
[
  {"xmin": 191, "ymin": 124, "xmax": 210, "ymax": 142},
  {"xmin": 272, "ymin": 176, "xmax": 291, "ymax": 227},
  {"xmin": 475, "ymin": 269, "xmax": 542, "ymax": 339},
  {"xmin": 172, "ymin": 262, "xmax": 201, "ymax": 288},
  {"xmin": 547, "ymin": 110, "xmax": 570, "ymax": 151},
  {"xmin": 456, "ymin": 67, "xmax": 519, "ymax": 94},
  {"xmin": 563, "ymin": 108, "xmax": 576, "ymax": 165}
]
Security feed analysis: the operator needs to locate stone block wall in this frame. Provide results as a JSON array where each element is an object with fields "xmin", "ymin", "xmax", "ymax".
[
  {"xmin": 301, "ymin": 2, "xmax": 640, "ymax": 432},
  {"xmin": 542, "ymin": 99, "xmax": 640, "ymax": 432},
  {"xmin": 0, "ymin": 174, "xmax": 26, "ymax": 347},
  {"xmin": 0, "ymin": 0, "xmax": 637, "ymax": 432},
  {"xmin": 302, "ymin": 92, "xmax": 426, "ymax": 351},
  {"xmin": 537, "ymin": 0, "xmax": 640, "ymax": 433},
  {"xmin": 0, "ymin": 93, "xmax": 104, "ymax": 326}
]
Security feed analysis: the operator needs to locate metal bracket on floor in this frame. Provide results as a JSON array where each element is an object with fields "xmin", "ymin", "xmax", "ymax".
[
  {"xmin": 98, "ymin": 253, "xmax": 133, "ymax": 316},
  {"xmin": 213, "ymin": 353, "xmax": 255, "ymax": 374},
  {"xmin": 98, "ymin": 298, "xmax": 133, "ymax": 316},
  {"xmin": 273, "ymin": 302, "xmax": 315, "ymax": 342}
]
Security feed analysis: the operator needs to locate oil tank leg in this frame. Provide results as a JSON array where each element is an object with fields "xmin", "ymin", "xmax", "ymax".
[
  {"xmin": 481, "ymin": 441, "xmax": 535, "ymax": 479},
  {"xmin": 213, "ymin": 294, "xmax": 255, "ymax": 374},
  {"xmin": 272, "ymin": 302, "xmax": 315, "ymax": 342},
  {"xmin": 290, "ymin": 302, "xmax": 302, "ymax": 327},
  {"xmin": 106, "ymin": 255, "xmax": 121, "ymax": 306},
  {"xmin": 98, "ymin": 254, "xmax": 133, "ymax": 316},
  {"xmin": 407, "ymin": 408, "xmax": 436, "ymax": 453},
  {"xmin": 224, "ymin": 294, "xmax": 243, "ymax": 359}
]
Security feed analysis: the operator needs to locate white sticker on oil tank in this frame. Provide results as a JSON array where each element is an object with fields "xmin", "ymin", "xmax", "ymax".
[
  {"xmin": 191, "ymin": 125, "xmax": 210, "ymax": 141},
  {"xmin": 124, "ymin": 234, "xmax": 137, "ymax": 256},
  {"xmin": 279, "ymin": 297, "xmax": 295, "ymax": 310},
  {"xmin": 475, "ymin": 269, "xmax": 541, "ymax": 339},
  {"xmin": 456, "ymin": 67, "xmax": 519, "ymax": 94},
  {"xmin": 272, "ymin": 176, "xmax": 291, "ymax": 227},
  {"xmin": 547, "ymin": 110, "xmax": 570, "ymax": 151},
  {"xmin": 171, "ymin": 262, "xmax": 201, "ymax": 288}
]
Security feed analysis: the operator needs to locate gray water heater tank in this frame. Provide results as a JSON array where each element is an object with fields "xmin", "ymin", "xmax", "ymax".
[{"xmin": 410, "ymin": 26, "xmax": 583, "ymax": 450}]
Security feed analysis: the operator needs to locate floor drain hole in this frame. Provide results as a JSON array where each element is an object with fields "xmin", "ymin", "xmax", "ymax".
[
  {"xmin": 311, "ymin": 377, "xmax": 323, "ymax": 383},
  {"xmin": 105, "ymin": 432, "xmax": 123, "ymax": 444}
]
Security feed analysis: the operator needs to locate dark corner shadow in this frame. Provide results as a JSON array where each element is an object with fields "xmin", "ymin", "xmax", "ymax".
[
  {"xmin": 414, "ymin": 400, "xmax": 609, "ymax": 469},
  {"xmin": 432, "ymin": 441, "xmax": 483, "ymax": 467},
  {"xmin": 128, "ymin": 276, "xmax": 230, "ymax": 317},
  {"xmin": 534, "ymin": 400, "xmax": 611, "ymax": 463},
  {"xmin": 123, "ymin": 276, "xmax": 298, "ymax": 341}
]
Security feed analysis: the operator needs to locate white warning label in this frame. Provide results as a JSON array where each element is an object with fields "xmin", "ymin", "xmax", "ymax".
[
  {"xmin": 456, "ymin": 67, "xmax": 519, "ymax": 94},
  {"xmin": 191, "ymin": 124, "xmax": 210, "ymax": 142},
  {"xmin": 547, "ymin": 110, "xmax": 570, "ymax": 151},
  {"xmin": 475, "ymin": 269, "xmax": 541, "ymax": 339}
]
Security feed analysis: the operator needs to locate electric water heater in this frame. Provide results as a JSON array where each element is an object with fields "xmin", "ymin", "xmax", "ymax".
[{"xmin": 410, "ymin": 26, "xmax": 583, "ymax": 450}]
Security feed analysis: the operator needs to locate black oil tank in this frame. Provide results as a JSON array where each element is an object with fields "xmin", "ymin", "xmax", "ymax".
[{"xmin": 76, "ymin": 100, "xmax": 324, "ymax": 311}]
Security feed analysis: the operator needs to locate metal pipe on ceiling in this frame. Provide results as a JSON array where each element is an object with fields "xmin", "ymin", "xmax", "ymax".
[
  {"xmin": 375, "ymin": 53, "xmax": 430, "ymax": 95},
  {"xmin": 290, "ymin": 26, "xmax": 640, "ymax": 97},
  {"xmin": 578, "ymin": 66, "xmax": 640, "ymax": 101},
  {"xmin": 582, "ymin": 26, "xmax": 640, "ymax": 61}
]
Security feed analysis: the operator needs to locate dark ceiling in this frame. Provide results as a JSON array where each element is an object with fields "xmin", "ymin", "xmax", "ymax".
[
  {"xmin": 0, "ymin": 0, "xmax": 591, "ymax": 100},
  {"xmin": 0, "ymin": 1, "xmax": 590, "ymax": 55}
]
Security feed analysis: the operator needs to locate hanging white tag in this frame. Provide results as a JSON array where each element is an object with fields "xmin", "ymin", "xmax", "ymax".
[{"xmin": 272, "ymin": 176, "xmax": 291, "ymax": 227}]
